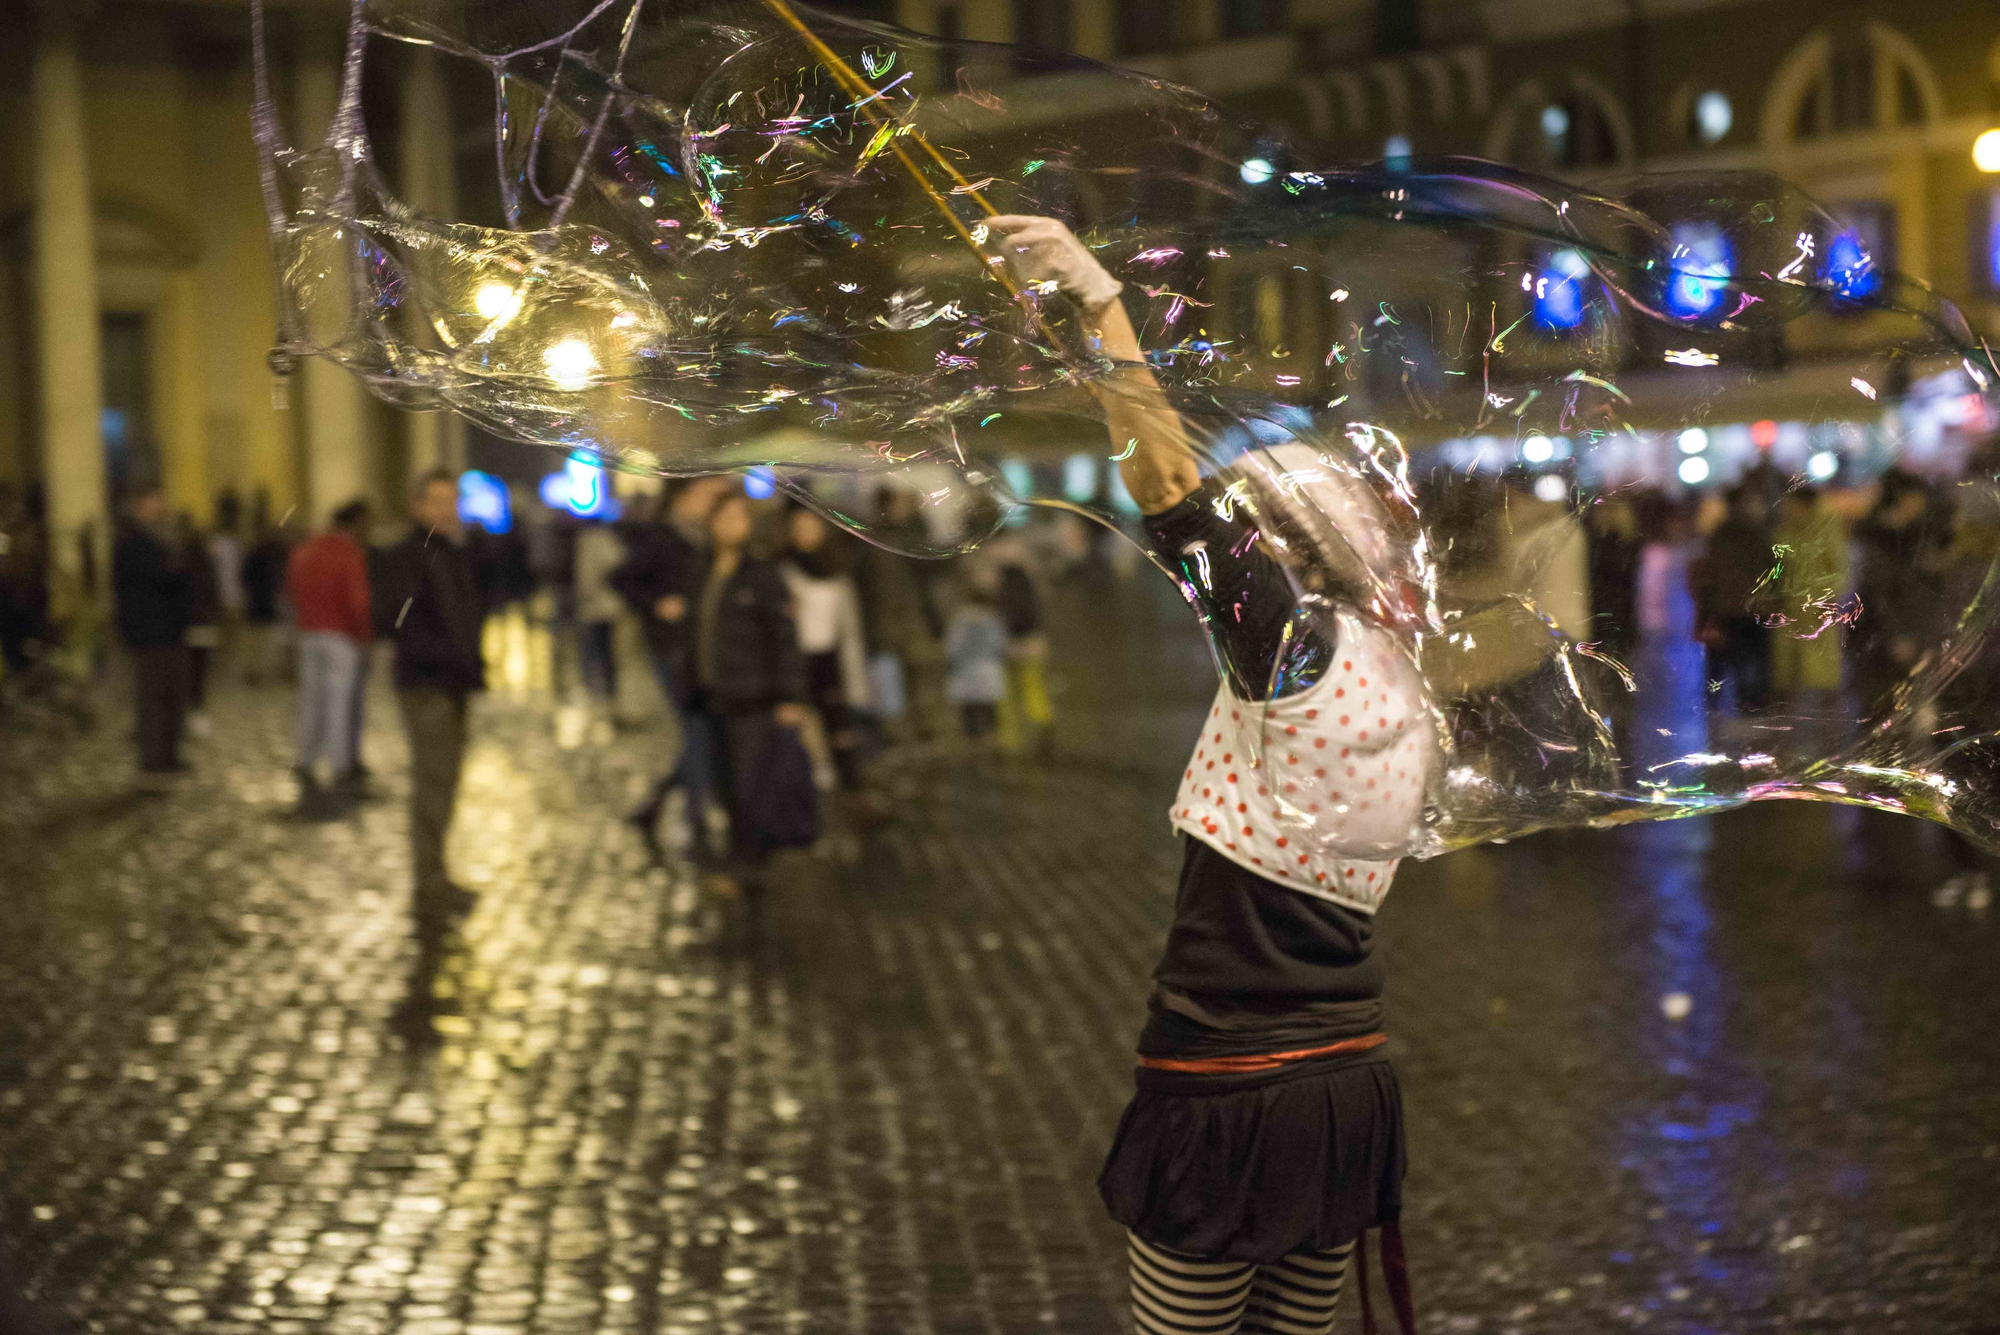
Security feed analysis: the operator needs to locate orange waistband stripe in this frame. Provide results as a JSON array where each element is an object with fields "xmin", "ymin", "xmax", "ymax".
[{"xmin": 1136, "ymin": 1031, "xmax": 1387, "ymax": 1074}]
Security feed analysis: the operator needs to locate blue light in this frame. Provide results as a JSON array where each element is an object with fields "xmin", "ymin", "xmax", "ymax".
[
  {"xmin": 1534, "ymin": 249, "xmax": 1591, "ymax": 329},
  {"xmin": 457, "ymin": 469, "xmax": 512, "ymax": 534},
  {"xmin": 1665, "ymin": 223, "xmax": 1732, "ymax": 320},
  {"xmin": 1987, "ymin": 196, "xmax": 2000, "ymax": 290},
  {"xmin": 100, "ymin": 407, "xmax": 128, "ymax": 444},
  {"xmin": 539, "ymin": 455, "xmax": 621, "ymax": 519},
  {"xmin": 1821, "ymin": 230, "xmax": 1881, "ymax": 302},
  {"xmin": 1383, "ymin": 134, "xmax": 1412, "ymax": 171},
  {"xmin": 743, "ymin": 467, "xmax": 777, "ymax": 500}
]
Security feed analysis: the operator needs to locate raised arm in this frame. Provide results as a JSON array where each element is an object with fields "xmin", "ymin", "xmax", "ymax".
[{"xmin": 985, "ymin": 216, "xmax": 1200, "ymax": 515}]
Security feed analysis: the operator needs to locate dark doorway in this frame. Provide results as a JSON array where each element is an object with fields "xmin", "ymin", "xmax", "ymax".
[{"xmin": 99, "ymin": 312, "xmax": 157, "ymax": 498}]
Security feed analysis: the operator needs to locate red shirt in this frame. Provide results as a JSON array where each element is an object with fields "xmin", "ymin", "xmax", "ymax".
[{"xmin": 287, "ymin": 531, "xmax": 372, "ymax": 642}]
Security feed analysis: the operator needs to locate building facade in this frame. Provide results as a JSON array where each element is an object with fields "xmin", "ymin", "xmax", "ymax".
[{"xmin": 2, "ymin": 0, "xmax": 1997, "ymax": 613}]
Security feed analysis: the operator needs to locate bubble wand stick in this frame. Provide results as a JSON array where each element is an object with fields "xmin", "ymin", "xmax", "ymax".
[{"xmin": 754, "ymin": 0, "xmax": 1063, "ymax": 346}]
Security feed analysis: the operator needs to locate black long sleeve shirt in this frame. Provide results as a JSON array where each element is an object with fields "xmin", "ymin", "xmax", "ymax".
[{"xmin": 1140, "ymin": 496, "xmax": 1383, "ymax": 1039}]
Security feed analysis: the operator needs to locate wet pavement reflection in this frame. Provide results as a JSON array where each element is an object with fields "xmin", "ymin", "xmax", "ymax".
[{"xmin": 2, "ymin": 582, "xmax": 1998, "ymax": 1333}]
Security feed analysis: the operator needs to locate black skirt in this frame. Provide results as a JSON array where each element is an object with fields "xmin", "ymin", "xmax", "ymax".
[{"xmin": 1096, "ymin": 1049, "xmax": 1405, "ymax": 1263}]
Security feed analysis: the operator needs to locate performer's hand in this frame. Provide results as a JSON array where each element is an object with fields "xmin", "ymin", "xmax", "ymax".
[
  {"xmin": 984, "ymin": 215, "xmax": 1123, "ymax": 312},
  {"xmin": 774, "ymin": 702, "xmax": 809, "ymax": 729}
]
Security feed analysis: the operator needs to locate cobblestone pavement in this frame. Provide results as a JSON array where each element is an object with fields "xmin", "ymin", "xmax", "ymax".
[{"xmin": 4, "ymin": 584, "xmax": 2000, "ymax": 1334}]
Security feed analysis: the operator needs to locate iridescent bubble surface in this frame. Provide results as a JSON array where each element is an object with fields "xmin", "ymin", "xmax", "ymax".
[{"xmin": 254, "ymin": 0, "xmax": 2000, "ymax": 857}]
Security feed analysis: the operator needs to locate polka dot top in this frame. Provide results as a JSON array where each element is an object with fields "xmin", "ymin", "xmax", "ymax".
[{"xmin": 1170, "ymin": 619, "xmax": 1432, "ymax": 916}]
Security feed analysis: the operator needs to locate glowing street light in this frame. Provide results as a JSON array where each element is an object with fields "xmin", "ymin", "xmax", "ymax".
[
  {"xmin": 1976, "ymin": 128, "xmax": 2000, "ymax": 174},
  {"xmin": 543, "ymin": 337, "xmax": 598, "ymax": 390}
]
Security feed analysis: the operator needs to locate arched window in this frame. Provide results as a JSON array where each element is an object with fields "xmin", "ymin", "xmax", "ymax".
[
  {"xmin": 1767, "ymin": 24, "xmax": 1941, "ymax": 146},
  {"xmin": 1485, "ymin": 76, "xmax": 1633, "ymax": 173}
]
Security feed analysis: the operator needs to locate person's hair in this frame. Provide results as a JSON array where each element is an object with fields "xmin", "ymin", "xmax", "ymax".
[
  {"xmin": 122, "ymin": 481, "xmax": 164, "ymax": 508},
  {"xmin": 331, "ymin": 499, "xmax": 370, "ymax": 530},
  {"xmin": 409, "ymin": 468, "xmax": 457, "ymax": 502}
]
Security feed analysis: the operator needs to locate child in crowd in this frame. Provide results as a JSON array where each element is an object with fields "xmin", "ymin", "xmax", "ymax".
[{"xmin": 944, "ymin": 583, "xmax": 1008, "ymax": 742}]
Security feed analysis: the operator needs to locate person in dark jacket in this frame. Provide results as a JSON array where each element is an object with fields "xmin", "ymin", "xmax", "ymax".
[
  {"xmin": 687, "ymin": 486, "xmax": 808, "ymax": 892},
  {"xmin": 616, "ymin": 478, "xmax": 729, "ymax": 858},
  {"xmin": 112, "ymin": 483, "xmax": 195, "ymax": 779},
  {"xmin": 1691, "ymin": 485, "xmax": 1775, "ymax": 715},
  {"xmin": 373, "ymin": 470, "xmax": 485, "ymax": 974}
]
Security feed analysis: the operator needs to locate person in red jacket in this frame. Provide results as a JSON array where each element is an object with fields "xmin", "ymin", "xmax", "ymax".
[{"xmin": 288, "ymin": 499, "xmax": 373, "ymax": 816}]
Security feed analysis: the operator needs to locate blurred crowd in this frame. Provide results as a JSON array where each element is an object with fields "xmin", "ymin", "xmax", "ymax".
[
  {"xmin": 1, "ymin": 468, "xmax": 1086, "ymax": 891},
  {"xmin": 11, "ymin": 440, "xmax": 2000, "ymax": 914}
]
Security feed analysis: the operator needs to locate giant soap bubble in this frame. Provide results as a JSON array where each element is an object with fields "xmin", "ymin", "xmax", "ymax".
[{"xmin": 253, "ymin": 0, "xmax": 2000, "ymax": 862}]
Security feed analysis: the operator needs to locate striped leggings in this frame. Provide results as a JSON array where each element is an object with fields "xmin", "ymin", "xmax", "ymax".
[{"xmin": 1128, "ymin": 1231, "xmax": 1355, "ymax": 1335}]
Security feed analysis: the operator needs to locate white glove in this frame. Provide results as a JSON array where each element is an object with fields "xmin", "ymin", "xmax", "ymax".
[{"xmin": 983, "ymin": 215, "xmax": 1123, "ymax": 311}]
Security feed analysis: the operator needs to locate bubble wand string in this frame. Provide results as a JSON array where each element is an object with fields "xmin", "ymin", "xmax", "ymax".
[{"xmin": 754, "ymin": 0, "xmax": 1062, "ymax": 346}]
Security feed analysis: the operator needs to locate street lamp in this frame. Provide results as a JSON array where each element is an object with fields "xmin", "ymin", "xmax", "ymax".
[{"xmin": 1976, "ymin": 128, "xmax": 2000, "ymax": 174}]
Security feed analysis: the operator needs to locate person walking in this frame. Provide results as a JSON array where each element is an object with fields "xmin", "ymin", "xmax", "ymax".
[
  {"xmin": 178, "ymin": 510, "xmax": 224, "ymax": 736},
  {"xmin": 944, "ymin": 578, "xmax": 1008, "ymax": 743},
  {"xmin": 1767, "ymin": 485, "xmax": 1849, "ymax": 707},
  {"xmin": 988, "ymin": 213, "xmax": 1423, "ymax": 1334},
  {"xmin": 1691, "ymin": 485, "xmax": 1774, "ymax": 716},
  {"xmin": 618, "ymin": 478, "xmax": 727, "ymax": 859},
  {"xmin": 992, "ymin": 537, "xmax": 1055, "ymax": 755},
  {"xmin": 779, "ymin": 502, "xmax": 871, "ymax": 789},
  {"xmin": 240, "ymin": 501, "xmax": 291, "ymax": 685},
  {"xmin": 572, "ymin": 515, "xmax": 627, "ymax": 711},
  {"xmin": 686, "ymin": 486, "xmax": 809, "ymax": 893},
  {"xmin": 287, "ymin": 499, "xmax": 373, "ymax": 817},
  {"xmin": 111, "ymin": 483, "xmax": 195, "ymax": 781},
  {"xmin": 375, "ymin": 470, "xmax": 485, "ymax": 989}
]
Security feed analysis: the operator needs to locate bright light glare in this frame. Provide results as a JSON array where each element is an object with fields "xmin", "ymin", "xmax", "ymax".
[
  {"xmin": 544, "ymin": 338, "xmax": 597, "ymax": 390},
  {"xmin": 1807, "ymin": 450, "xmax": 1839, "ymax": 481},
  {"xmin": 1677, "ymin": 456, "xmax": 1711, "ymax": 485},
  {"xmin": 743, "ymin": 468, "xmax": 777, "ymax": 500},
  {"xmin": 1540, "ymin": 104, "xmax": 1570, "ymax": 138},
  {"xmin": 1383, "ymin": 134, "xmax": 1413, "ymax": 167},
  {"xmin": 1666, "ymin": 223, "xmax": 1732, "ymax": 320},
  {"xmin": 1678, "ymin": 427, "xmax": 1709, "ymax": 454},
  {"xmin": 1240, "ymin": 157, "xmax": 1275, "ymax": 186},
  {"xmin": 474, "ymin": 282, "xmax": 522, "ymax": 322},
  {"xmin": 1521, "ymin": 434, "xmax": 1555, "ymax": 464},
  {"xmin": 1062, "ymin": 453, "xmax": 1099, "ymax": 502},
  {"xmin": 1975, "ymin": 129, "xmax": 2000, "ymax": 174},
  {"xmin": 1533, "ymin": 474, "xmax": 1567, "ymax": 503},
  {"xmin": 1694, "ymin": 91, "xmax": 1732, "ymax": 145}
]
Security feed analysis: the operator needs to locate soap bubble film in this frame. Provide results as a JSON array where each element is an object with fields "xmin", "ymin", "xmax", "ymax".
[{"xmin": 254, "ymin": 0, "xmax": 2000, "ymax": 860}]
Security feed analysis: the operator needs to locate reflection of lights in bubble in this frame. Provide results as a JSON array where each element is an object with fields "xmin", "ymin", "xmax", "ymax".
[
  {"xmin": 1239, "ymin": 157, "xmax": 1275, "ymax": 186},
  {"xmin": 1521, "ymin": 435, "xmax": 1555, "ymax": 464},
  {"xmin": 1678, "ymin": 427, "xmax": 1708, "ymax": 454},
  {"xmin": 540, "ymin": 455, "xmax": 620, "ymax": 519},
  {"xmin": 1975, "ymin": 129, "xmax": 2000, "ymax": 174},
  {"xmin": 543, "ymin": 338, "xmax": 597, "ymax": 390},
  {"xmin": 1533, "ymin": 474, "xmax": 1567, "ymax": 503},
  {"xmin": 1677, "ymin": 456, "xmax": 1711, "ymax": 485},
  {"xmin": 1540, "ymin": 104, "xmax": 1570, "ymax": 138},
  {"xmin": 1665, "ymin": 222, "xmax": 1732, "ymax": 320},
  {"xmin": 457, "ymin": 469, "xmax": 512, "ymax": 534},
  {"xmin": 1383, "ymin": 134, "xmax": 1412, "ymax": 169},
  {"xmin": 1694, "ymin": 91, "xmax": 1732, "ymax": 144},
  {"xmin": 474, "ymin": 282, "xmax": 522, "ymax": 323},
  {"xmin": 1533, "ymin": 249, "xmax": 1590, "ymax": 329},
  {"xmin": 1807, "ymin": 450, "xmax": 1839, "ymax": 481},
  {"xmin": 1062, "ymin": 453, "xmax": 1098, "ymax": 502},
  {"xmin": 743, "ymin": 467, "xmax": 776, "ymax": 500},
  {"xmin": 1822, "ymin": 230, "xmax": 1881, "ymax": 301}
]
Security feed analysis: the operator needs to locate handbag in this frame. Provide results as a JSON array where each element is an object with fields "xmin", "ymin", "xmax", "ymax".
[{"xmin": 741, "ymin": 723, "xmax": 821, "ymax": 851}]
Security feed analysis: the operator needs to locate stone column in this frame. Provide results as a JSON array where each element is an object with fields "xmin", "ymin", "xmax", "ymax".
[
  {"xmin": 31, "ymin": 16, "xmax": 109, "ymax": 608},
  {"xmin": 295, "ymin": 46, "xmax": 374, "ymax": 524},
  {"xmin": 401, "ymin": 46, "xmax": 466, "ymax": 478}
]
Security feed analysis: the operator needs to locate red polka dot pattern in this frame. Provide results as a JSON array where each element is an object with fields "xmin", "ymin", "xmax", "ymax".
[{"xmin": 1171, "ymin": 624, "xmax": 1432, "ymax": 916}]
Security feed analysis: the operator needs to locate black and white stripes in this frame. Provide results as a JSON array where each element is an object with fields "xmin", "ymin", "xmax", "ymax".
[{"xmin": 1128, "ymin": 1230, "xmax": 1355, "ymax": 1335}]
